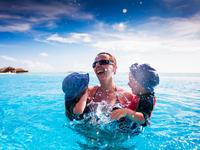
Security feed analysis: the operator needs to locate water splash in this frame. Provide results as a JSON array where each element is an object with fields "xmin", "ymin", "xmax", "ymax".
[
  {"xmin": 66, "ymin": 100, "xmax": 142, "ymax": 149},
  {"xmin": 87, "ymin": 100, "xmax": 114, "ymax": 126}
]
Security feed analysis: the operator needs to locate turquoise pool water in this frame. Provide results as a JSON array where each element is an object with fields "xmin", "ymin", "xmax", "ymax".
[{"xmin": 0, "ymin": 73, "xmax": 200, "ymax": 149}]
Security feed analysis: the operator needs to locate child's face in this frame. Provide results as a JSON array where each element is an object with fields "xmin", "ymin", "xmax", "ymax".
[{"xmin": 128, "ymin": 72, "xmax": 144, "ymax": 95}]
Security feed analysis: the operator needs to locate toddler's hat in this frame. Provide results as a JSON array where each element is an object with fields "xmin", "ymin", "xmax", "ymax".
[
  {"xmin": 130, "ymin": 63, "xmax": 159, "ymax": 93},
  {"xmin": 62, "ymin": 72, "xmax": 89, "ymax": 101}
]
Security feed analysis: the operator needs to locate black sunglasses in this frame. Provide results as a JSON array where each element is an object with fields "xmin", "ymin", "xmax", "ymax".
[{"xmin": 92, "ymin": 59, "xmax": 114, "ymax": 68}]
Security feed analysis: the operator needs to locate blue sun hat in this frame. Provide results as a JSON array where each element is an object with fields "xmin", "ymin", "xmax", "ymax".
[
  {"xmin": 62, "ymin": 72, "xmax": 89, "ymax": 101},
  {"xmin": 130, "ymin": 63, "xmax": 159, "ymax": 93}
]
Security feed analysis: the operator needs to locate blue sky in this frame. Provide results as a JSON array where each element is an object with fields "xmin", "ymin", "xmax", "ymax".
[{"xmin": 0, "ymin": 0, "xmax": 200, "ymax": 73}]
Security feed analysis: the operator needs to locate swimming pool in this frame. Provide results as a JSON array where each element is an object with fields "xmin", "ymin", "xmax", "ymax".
[{"xmin": 0, "ymin": 73, "xmax": 199, "ymax": 149}]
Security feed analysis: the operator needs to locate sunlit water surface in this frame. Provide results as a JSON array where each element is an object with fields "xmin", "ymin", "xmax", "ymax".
[{"xmin": 0, "ymin": 73, "xmax": 200, "ymax": 149}]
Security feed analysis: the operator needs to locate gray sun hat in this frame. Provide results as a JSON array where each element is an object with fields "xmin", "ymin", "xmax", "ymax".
[
  {"xmin": 129, "ymin": 63, "xmax": 159, "ymax": 93},
  {"xmin": 62, "ymin": 72, "xmax": 89, "ymax": 101}
]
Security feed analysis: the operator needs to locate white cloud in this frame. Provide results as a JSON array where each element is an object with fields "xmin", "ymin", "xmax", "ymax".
[
  {"xmin": 0, "ymin": 24, "xmax": 31, "ymax": 32},
  {"xmin": 46, "ymin": 33, "xmax": 91, "ymax": 43},
  {"xmin": 23, "ymin": 3, "xmax": 94, "ymax": 21},
  {"xmin": 71, "ymin": 33, "xmax": 92, "ymax": 42},
  {"xmin": 149, "ymin": 13, "xmax": 200, "ymax": 38},
  {"xmin": 0, "ymin": 1, "xmax": 94, "ymax": 32},
  {"xmin": 161, "ymin": 0, "xmax": 199, "ymax": 13},
  {"xmin": 0, "ymin": 55, "xmax": 54, "ymax": 72},
  {"xmin": 20, "ymin": 60, "xmax": 54, "ymax": 72},
  {"xmin": 91, "ymin": 34, "xmax": 162, "ymax": 52},
  {"xmin": 89, "ymin": 13, "xmax": 200, "ymax": 54},
  {"xmin": 36, "ymin": 12, "xmax": 200, "ymax": 72},
  {"xmin": 91, "ymin": 33, "xmax": 200, "ymax": 53},
  {"xmin": 47, "ymin": 34, "xmax": 74, "ymax": 43},
  {"xmin": 83, "ymin": 13, "xmax": 200, "ymax": 73},
  {"xmin": 39, "ymin": 52, "xmax": 48, "ymax": 57},
  {"xmin": 112, "ymin": 23, "xmax": 126, "ymax": 31},
  {"xmin": 63, "ymin": 63, "xmax": 91, "ymax": 72},
  {"xmin": 3, "ymin": 11, "xmax": 198, "ymax": 73},
  {"xmin": 1, "ymin": 55, "xmax": 17, "ymax": 62},
  {"xmin": 0, "ymin": 14, "xmax": 23, "ymax": 19}
]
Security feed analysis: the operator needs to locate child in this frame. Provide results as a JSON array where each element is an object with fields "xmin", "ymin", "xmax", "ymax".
[
  {"xmin": 62, "ymin": 72, "xmax": 89, "ymax": 121},
  {"xmin": 110, "ymin": 63, "xmax": 159, "ymax": 126}
]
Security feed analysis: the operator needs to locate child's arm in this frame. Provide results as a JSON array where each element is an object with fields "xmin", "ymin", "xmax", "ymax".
[
  {"xmin": 73, "ymin": 90, "xmax": 88, "ymax": 114},
  {"xmin": 110, "ymin": 108, "xmax": 145, "ymax": 124}
]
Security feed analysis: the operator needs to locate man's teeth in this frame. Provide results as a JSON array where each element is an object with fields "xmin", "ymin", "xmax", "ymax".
[
  {"xmin": 97, "ymin": 69, "xmax": 107, "ymax": 74},
  {"xmin": 97, "ymin": 71, "xmax": 103, "ymax": 74},
  {"xmin": 97, "ymin": 70, "xmax": 104, "ymax": 74}
]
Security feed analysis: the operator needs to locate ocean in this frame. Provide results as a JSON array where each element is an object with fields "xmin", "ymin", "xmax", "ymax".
[{"xmin": 0, "ymin": 72, "xmax": 200, "ymax": 149}]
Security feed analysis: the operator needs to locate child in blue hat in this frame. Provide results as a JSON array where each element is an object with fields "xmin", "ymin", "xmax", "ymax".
[
  {"xmin": 62, "ymin": 72, "xmax": 90, "ymax": 121},
  {"xmin": 110, "ymin": 63, "xmax": 159, "ymax": 127}
]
